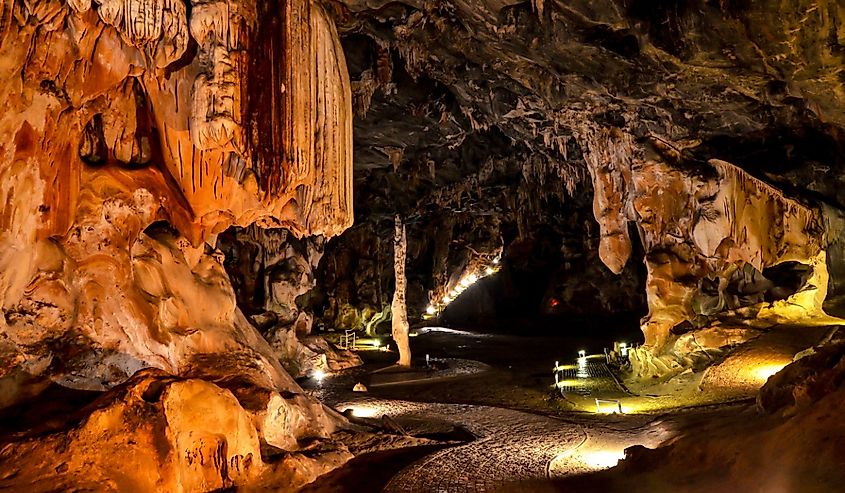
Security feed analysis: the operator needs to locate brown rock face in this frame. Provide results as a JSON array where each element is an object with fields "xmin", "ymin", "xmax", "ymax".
[
  {"xmin": 0, "ymin": 369, "xmax": 349, "ymax": 492},
  {"xmin": 0, "ymin": 0, "xmax": 355, "ymax": 486},
  {"xmin": 635, "ymin": 156, "xmax": 828, "ymax": 348},
  {"xmin": 0, "ymin": 0, "xmax": 352, "ymax": 389},
  {"xmin": 576, "ymin": 129, "xmax": 835, "ymax": 373}
]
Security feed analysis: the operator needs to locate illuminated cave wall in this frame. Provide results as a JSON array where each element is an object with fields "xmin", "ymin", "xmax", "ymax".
[
  {"xmin": 0, "ymin": 0, "xmax": 360, "ymax": 488},
  {"xmin": 575, "ymin": 128, "xmax": 844, "ymax": 376},
  {"xmin": 0, "ymin": 0, "xmax": 352, "ymax": 400}
]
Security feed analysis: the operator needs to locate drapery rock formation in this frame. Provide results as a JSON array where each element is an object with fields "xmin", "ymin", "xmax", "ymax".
[
  {"xmin": 0, "ymin": 0, "xmax": 355, "ymax": 487},
  {"xmin": 582, "ymin": 129, "xmax": 833, "ymax": 345}
]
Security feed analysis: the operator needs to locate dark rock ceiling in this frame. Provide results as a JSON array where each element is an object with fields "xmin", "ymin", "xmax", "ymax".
[
  {"xmin": 330, "ymin": 0, "xmax": 845, "ymax": 214},
  {"xmin": 312, "ymin": 0, "xmax": 845, "ymax": 327}
]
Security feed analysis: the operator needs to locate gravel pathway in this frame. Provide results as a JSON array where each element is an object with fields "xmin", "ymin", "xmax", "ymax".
[{"xmin": 335, "ymin": 398, "xmax": 584, "ymax": 492}]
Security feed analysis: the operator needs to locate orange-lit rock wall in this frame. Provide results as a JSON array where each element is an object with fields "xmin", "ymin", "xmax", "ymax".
[
  {"xmin": 0, "ymin": 0, "xmax": 352, "ymax": 405},
  {"xmin": 0, "ymin": 0, "xmax": 354, "ymax": 488},
  {"xmin": 580, "ymin": 130, "xmax": 831, "ymax": 361}
]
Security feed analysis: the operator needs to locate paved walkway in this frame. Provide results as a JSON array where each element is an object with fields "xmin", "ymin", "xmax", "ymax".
[
  {"xmin": 554, "ymin": 356, "xmax": 625, "ymax": 398},
  {"xmin": 335, "ymin": 398, "xmax": 583, "ymax": 492}
]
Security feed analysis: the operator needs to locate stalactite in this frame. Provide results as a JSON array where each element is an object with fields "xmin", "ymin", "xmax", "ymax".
[
  {"xmin": 576, "ymin": 127, "xmax": 636, "ymax": 275},
  {"xmin": 0, "ymin": 0, "xmax": 356, "ymax": 473},
  {"xmin": 532, "ymin": 0, "xmax": 544, "ymax": 18},
  {"xmin": 351, "ymin": 69, "xmax": 378, "ymax": 118},
  {"xmin": 391, "ymin": 214, "xmax": 411, "ymax": 367}
]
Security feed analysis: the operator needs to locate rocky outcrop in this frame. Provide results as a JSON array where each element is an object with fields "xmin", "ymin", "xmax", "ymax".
[
  {"xmin": 217, "ymin": 225, "xmax": 362, "ymax": 377},
  {"xmin": 0, "ymin": 369, "xmax": 350, "ymax": 492},
  {"xmin": 579, "ymin": 131, "xmax": 838, "ymax": 376},
  {"xmin": 619, "ymin": 140, "xmax": 827, "ymax": 341},
  {"xmin": 758, "ymin": 329, "xmax": 845, "ymax": 416},
  {"xmin": 0, "ymin": 0, "xmax": 356, "ymax": 487}
]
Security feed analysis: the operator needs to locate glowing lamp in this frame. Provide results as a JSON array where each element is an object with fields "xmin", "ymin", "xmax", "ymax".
[
  {"xmin": 485, "ymin": 267, "xmax": 495, "ymax": 275},
  {"xmin": 313, "ymin": 370, "xmax": 326, "ymax": 382},
  {"xmin": 467, "ymin": 274, "xmax": 478, "ymax": 283},
  {"xmin": 595, "ymin": 398, "xmax": 623, "ymax": 414},
  {"xmin": 493, "ymin": 258, "xmax": 499, "ymax": 264},
  {"xmin": 343, "ymin": 405, "xmax": 377, "ymax": 418},
  {"xmin": 578, "ymin": 350, "xmax": 586, "ymax": 359},
  {"xmin": 426, "ymin": 306, "xmax": 437, "ymax": 315}
]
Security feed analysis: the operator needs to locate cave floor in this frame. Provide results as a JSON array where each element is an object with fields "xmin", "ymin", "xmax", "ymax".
[{"xmin": 299, "ymin": 326, "xmax": 781, "ymax": 492}]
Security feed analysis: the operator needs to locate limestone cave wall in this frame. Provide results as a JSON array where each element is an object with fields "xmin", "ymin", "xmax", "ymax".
[
  {"xmin": 0, "ymin": 0, "xmax": 357, "ymax": 488},
  {"xmin": 320, "ymin": 0, "xmax": 845, "ymax": 352}
]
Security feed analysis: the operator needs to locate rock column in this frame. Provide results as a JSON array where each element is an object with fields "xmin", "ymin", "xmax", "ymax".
[{"xmin": 392, "ymin": 215, "xmax": 411, "ymax": 367}]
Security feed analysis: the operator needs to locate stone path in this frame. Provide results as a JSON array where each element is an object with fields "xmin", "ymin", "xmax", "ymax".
[{"xmin": 335, "ymin": 398, "xmax": 584, "ymax": 492}]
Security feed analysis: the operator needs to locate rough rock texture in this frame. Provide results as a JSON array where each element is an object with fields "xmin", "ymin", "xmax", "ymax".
[
  {"xmin": 551, "ymin": 388, "xmax": 845, "ymax": 493},
  {"xmin": 391, "ymin": 215, "xmax": 411, "ymax": 366},
  {"xmin": 321, "ymin": 0, "xmax": 845, "ymax": 354},
  {"xmin": 217, "ymin": 225, "xmax": 362, "ymax": 377},
  {"xmin": 0, "ymin": 0, "xmax": 353, "ymax": 388},
  {"xmin": 0, "ymin": 369, "xmax": 350, "ymax": 492},
  {"xmin": 758, "ymin": 329, "xmax": 845, "ymax": 416},
  {"xmin": 0, "ymin": 0, "xmax": 356, "ymax": 487}
]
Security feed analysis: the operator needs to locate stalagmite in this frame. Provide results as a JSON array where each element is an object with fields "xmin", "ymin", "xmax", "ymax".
[{"xmin": 392, "ymin": 214, "xmax": 411, "ymax": 367}]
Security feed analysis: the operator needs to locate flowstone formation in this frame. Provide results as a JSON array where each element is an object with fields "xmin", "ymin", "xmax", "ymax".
[
  {"xmin": 0, "ymin": 0, "xmax": 356, "ymax": 488},
  {"xmin": 580, "ymin": 129, "xmax": 843, "ymax": 377}
]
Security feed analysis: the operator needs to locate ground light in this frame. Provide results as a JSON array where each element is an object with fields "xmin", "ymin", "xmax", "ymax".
[
  {"xmin": 341, "ymin": 404, "xmax": 381, "ymax": 418},
  {"xmin": 595, "ymin": 398, "xmax": 624, "ymax": 414},
  {"xmin": 582, "ymin": 450, "xmax": 626, "ymax": 469},
  {"xmin": 313, "ymin": 369, "xmax": 326, "ymax": 383},
  {"xmin": 749, "ymin": 362, "xmax": 788, "ymax": 382}
]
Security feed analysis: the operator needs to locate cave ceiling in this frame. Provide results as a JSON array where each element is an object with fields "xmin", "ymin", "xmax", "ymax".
[{"xmin": 330, "ymin": 0, "xmax": 845, "ymax": 218}]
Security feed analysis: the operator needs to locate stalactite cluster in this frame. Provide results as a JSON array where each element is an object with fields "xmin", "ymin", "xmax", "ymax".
[{"xmin": 0, "ymin": 0, "xmax": 357, "ymax": 488}]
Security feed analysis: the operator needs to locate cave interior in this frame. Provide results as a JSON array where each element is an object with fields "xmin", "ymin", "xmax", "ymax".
[{"xmin": 1, "ymin": 0, "xmax": 845, "ymax": 491}]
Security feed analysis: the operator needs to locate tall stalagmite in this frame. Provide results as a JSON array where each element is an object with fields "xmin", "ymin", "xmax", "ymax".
[{"xmin": 392, "ymin": 214, "xmax": 411, "ymax": 367}]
